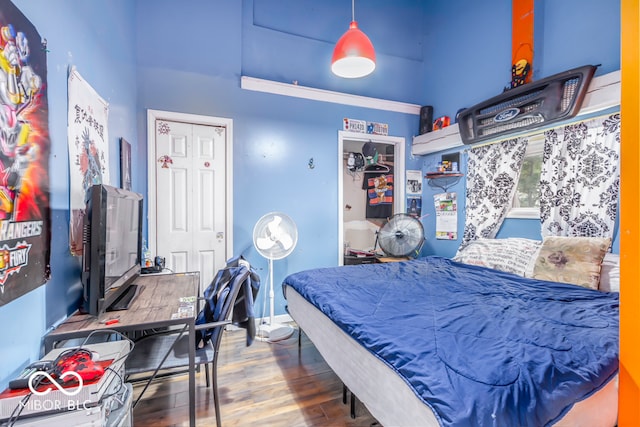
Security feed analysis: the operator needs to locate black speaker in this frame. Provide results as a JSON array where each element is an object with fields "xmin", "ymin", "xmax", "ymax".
[{"xmin": 419, "ymin": 105, "xmax": 433, "ymax": 135}]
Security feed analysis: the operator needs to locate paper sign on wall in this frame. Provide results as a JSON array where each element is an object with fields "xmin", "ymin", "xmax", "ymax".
[
  {"xmin": 434, "ymin": 193, "xmax": 458, "ymax": 240},
  {"xmin": 406, "ymin": 170, "xmax": 423, "ymax": 219}
]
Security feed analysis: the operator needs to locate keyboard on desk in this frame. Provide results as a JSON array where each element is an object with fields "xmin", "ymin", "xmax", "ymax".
[{"xmin": 107, "ymin": 284, "xmax": 142, "ymax": 311}]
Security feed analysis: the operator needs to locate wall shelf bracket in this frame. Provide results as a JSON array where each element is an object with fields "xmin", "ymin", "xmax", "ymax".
[{"xmin": 425, "ymin": 173, "xmax": 464, "ymax": 192}]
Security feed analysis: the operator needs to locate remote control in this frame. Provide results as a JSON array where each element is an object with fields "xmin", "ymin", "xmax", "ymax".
[{"xmin": 8, "ymin": 361, "xmax": 54, "ymax": 390}]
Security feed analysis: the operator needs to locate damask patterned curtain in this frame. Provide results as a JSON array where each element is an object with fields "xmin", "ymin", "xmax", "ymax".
[
  {"xmin": 461, "ymin": 138, "xmax": 528, "ymax": 245},
  {"xmin": 540, "ymin": 113, "xmax": 621, "ymax": 237}
]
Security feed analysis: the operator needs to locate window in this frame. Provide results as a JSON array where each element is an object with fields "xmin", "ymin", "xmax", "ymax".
[{"xmin": 507, "ymin": 134, "xmax": 544, "ymax": 219}]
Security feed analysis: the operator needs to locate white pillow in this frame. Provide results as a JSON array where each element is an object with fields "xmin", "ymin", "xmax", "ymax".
[
  {"xmin": 453, "ymin": 238, "xmax": 542, "ymax": 277},
  {"xmin": 599, "ymin": 253, "xmax": 620, "ymax": 293}
]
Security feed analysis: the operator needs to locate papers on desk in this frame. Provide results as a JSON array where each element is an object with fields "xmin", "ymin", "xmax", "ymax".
[{"xmin": 172, "ymin": 295, "xmax": 197, "ymax": 319}]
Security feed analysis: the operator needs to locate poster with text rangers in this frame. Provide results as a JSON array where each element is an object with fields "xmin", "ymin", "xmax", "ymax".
[{"xmin": 0, "ymin": 0, "xmax": 51, "ymax": 307}]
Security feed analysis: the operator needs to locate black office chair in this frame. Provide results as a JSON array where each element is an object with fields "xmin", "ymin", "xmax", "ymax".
[{"xmin": 126, "ymin": 265, "xmax": 251, "ymax": 427}]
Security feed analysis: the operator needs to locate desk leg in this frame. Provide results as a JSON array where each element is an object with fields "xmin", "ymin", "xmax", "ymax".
[
  {"xmin": 188, "ymin": 319, "xmax": 196, "ymax": 427},
  {"xmin": 43, "ymin": 337, "xmax": 54, "ymax": 355}
]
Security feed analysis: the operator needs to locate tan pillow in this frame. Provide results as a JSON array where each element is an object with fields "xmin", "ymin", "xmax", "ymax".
[{"xmin": 532, "ymin": 236, "xmax": 611, "ymax": 290}]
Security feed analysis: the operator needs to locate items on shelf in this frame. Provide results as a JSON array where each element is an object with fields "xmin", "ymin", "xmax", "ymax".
[
  {"xmin": 347, "ymin": 248, "xmax": 377, "ymax": 258},
  {"xmin": 425, "ymin": 152, "xmax": 464, "ymax": 191},
  {"xmin": 440, "ymin": 152, "xmax": 460, "ymax": 172},
  {"xmin": 435, "ymin": 160, "xmax": 458, "ymax": 173},
  {"xmin": 433, "ymin": 116, "xmax": 451, "ymax": 130}
]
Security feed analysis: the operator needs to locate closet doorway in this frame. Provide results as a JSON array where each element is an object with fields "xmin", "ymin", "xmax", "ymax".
[{"xmin": 338, "ymin": 131, "xmax": 405, "ymax": 265}]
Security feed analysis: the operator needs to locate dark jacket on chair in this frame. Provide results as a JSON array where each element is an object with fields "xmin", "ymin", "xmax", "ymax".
[{"xmin": 195, "ymin": 256, "xmax": 261, "ymax": 347}]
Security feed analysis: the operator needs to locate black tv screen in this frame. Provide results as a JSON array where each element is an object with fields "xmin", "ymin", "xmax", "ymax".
[{"xmin": 82, "ymin": 184, "xmax": 143, "ymax": 316}]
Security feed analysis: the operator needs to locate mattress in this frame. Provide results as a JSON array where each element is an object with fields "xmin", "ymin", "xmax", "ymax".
[{"xmin": 283, "ymin": 256, "xmax": 619, "ymax": 426}]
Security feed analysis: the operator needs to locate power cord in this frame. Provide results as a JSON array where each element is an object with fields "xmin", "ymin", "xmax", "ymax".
[{"xmin": 4, "ymin": 375, "xmax": 44, "ymax": 426}]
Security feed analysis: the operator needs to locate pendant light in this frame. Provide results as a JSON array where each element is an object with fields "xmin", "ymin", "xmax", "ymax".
[{"xmin": 331, "ymin": 0, "xmax": 376, "ymax": 79}]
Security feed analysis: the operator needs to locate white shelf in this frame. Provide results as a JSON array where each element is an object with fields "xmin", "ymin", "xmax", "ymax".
[
  {"xmin": 241, "ymin": 76, "xmax": 421, "ymax": 115},
  {"xmin": 411, "ymin": 123, "xmax": 463, "ymax": 156},
  {"xmin": 411, "ymin": 69, "xmax": 621, "ymax": 156}
]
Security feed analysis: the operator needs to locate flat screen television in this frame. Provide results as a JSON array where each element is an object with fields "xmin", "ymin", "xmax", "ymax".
[{"xmin": 81, "ymin": 183, "xmax": 143, "ymax": 316}]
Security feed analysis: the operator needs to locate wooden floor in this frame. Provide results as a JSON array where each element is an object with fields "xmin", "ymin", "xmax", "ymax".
[{"xmin": 131, "ymin": 326, "xmax": 379, "ymax": 426}]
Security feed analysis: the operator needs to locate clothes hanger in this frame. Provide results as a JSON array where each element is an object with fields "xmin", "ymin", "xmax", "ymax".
[
  {"xmin": 364, "ymin": 152, "xmax": 390, "ymax": 173},
  {"xmin": 364, "ymin": 163, "xmax": 390, "ymax": 173}
]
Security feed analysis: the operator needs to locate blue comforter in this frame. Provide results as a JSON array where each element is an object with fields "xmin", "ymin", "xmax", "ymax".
[{"xmin": 282, "ymin": 256, "xmax": 619, "ymax": 426}]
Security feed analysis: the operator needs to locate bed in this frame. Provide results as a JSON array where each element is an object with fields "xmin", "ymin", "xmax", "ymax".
[{"xmin": 282, "ymin": 249, "xmax": 619, "ymax": 426}]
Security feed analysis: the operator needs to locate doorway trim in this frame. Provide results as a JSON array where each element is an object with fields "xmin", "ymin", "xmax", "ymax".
[
  {"xmin": 146, "ymin": 109, "xmax": 234, "ymax": 260},
  {"xmin": 338, "ymin": 131, "xmax": 406, "ymax": 265}
]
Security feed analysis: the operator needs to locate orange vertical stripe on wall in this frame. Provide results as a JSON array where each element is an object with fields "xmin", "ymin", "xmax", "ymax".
[
  {"xmin": 512, "ymin": 0, "xmax": 534, "ymax": 85},
  {"xmin": 620, "ymin": 0, "xmax": 640, "ymax": 424}
]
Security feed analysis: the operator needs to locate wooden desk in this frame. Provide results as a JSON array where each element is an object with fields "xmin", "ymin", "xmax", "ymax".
[{"xmin": 43, "ymin": 272, "xmax": 199, "ymax": 426}]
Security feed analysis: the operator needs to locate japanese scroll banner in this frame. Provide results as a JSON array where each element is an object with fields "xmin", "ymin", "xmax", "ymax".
[{"xmin": 67, "ymin": 67, "xmax": 109, "ymax": 256}]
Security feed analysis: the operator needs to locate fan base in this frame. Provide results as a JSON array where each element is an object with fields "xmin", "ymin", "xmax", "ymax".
[{"xmin": 255, "ymin": 323, "xmax": 295, "ymax": 343}]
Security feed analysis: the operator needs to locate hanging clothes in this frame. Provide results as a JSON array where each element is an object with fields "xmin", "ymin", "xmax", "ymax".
[{"xmin": 362, "ymin": 163, "xmax": 393, "ymax": 219}]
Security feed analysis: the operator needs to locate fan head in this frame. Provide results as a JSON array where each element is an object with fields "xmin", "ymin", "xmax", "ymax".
[
  {"xmin": 377, "ymin": 213, "xmax": 425, "ymax": 257},
  {"xmin": 253, "ymin": 212, "xmax": 298, "ymax": 260}
]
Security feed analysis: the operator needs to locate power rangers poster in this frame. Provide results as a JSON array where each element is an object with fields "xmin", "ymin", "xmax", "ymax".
[
  {"xmin": 0, "ymin": 0, "xmax": 51, "ymax": 307},
  {"xmin": 67, "ymin": 67, "xmax": 109, "ymax": 256}
]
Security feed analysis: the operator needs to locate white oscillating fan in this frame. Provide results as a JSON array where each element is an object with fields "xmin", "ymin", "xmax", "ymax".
[{"xmin": 253, "ymin": 212, "xmax": 298, "ymax": 342}]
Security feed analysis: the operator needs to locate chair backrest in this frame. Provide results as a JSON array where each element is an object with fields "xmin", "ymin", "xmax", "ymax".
[{"xmin": 195, "ymin": 265, "xmax": 250, "ymax": 348}]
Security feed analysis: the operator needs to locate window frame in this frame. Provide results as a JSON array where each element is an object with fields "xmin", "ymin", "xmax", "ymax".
[{"xmin": 506, "ymin": 134, "xmax": 544, "ymax": 219}]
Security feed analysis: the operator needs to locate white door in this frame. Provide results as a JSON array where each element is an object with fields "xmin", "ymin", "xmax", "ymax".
[{"xmin": 153, "ymin": 118, "xmax": 228, "ymax": 291}]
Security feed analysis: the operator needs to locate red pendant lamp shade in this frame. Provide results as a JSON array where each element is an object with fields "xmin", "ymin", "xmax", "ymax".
[{"xmin": 331, "ymin": 20, "xmax": 376, "ymax": 78}]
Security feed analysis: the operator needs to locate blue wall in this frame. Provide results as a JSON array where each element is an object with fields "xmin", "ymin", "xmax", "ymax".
[
  {"xmin": 134, "ymin": 0, "xmax": 424, "ymax": 328},
  {"xmin": 243, "ymin": 0, "xmax": 428, "ymax": 103},
  {"xmin": 0, "ymin": 0, "xmax": 621, "ymax": 390}
]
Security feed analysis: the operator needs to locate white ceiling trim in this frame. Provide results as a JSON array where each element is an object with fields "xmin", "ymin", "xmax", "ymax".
[{"xmin": 240, "ymin": 76, "xmax": 421, "ymax": 115}]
